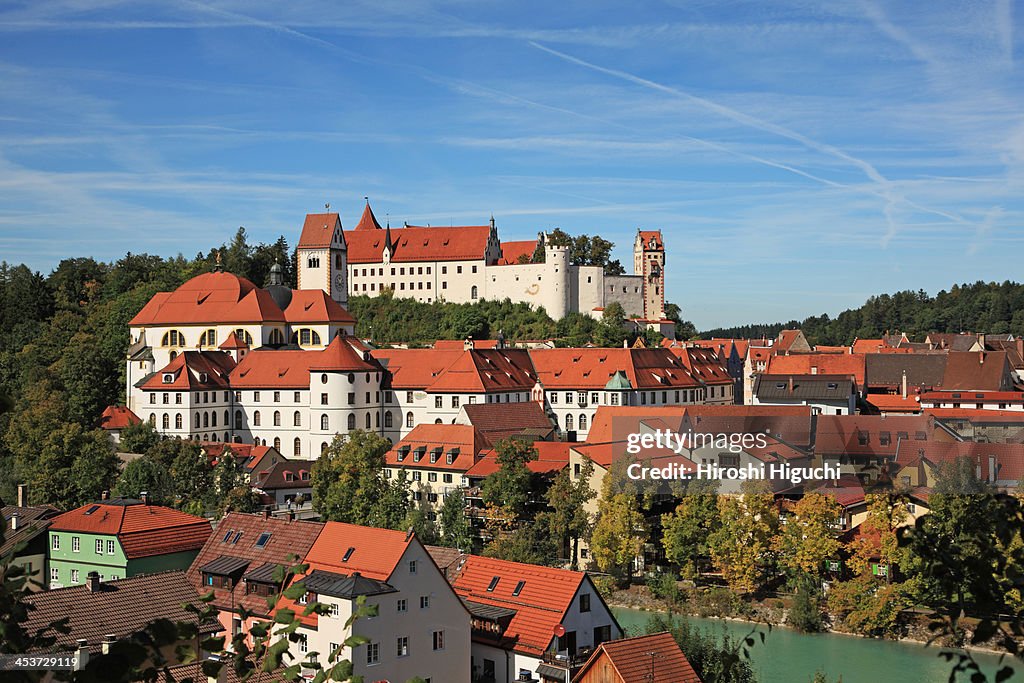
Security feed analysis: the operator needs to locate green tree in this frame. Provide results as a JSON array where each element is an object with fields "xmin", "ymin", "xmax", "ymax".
[
  {"xmin": 484, "ymin": 520, "xmax": 558, "ymax": 566},
  {"xmin": 594, "ymin": 302, "xmax": 630, "ymax": 347},
  {"xmin": 170, "ymin": 443, "xmax": 213, "ymax": 511},
  {"xmin": 708, "ymin": 482, "xmax": 779, "ymax": 594},
  {"xmin": 220, "ymin": 485, "xmax": 261, "ymax": 515},
  {"xmin": 118, "ymin": 421, "xmax": 160, "ymax": 454},
  {"xmin": 311, "ymin": 431, "xmax": 393, "ymax": 525},
  {"xmin": 545, "ymin": 458, "xmax": 594, "ymax": 568},
  {"xmin": 590, "ymin": 475, "xmax": 646, "ymax": 583},
  {"xmin": 661, "ymin": 479, "xmax": 721, "ymax": 579},
  {"xmin": 114, "ymin": 456, "xmax": 173, "ymax": 503},
  {"xmin": 640, "ymin": 612, "xmax": 756, "ymax": 683},
  {"xmin": 481, "ymin": 439, "xmax": 538, "ymax": 521},
  {"xmin": 438, "ymin": 487, "xmax": 474, "ymax": 551}
]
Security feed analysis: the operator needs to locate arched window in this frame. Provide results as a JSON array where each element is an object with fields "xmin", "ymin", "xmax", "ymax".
[
  {"xmin": 273, "ymin": 437, "xmax": 281, "ymax": 450},
  {"xmin": 565, "ymin": 413, "xmax": 574, "ymax": 431},
  {"xmin": 224, "ymin": 432, "xmax": 229, "ymax": 442},
  {"xmin": 253, "ymin": 410, "xmax": 261, "ymax": 426},
  {"xmin": 384, "ymin": 412, "xmax": 393, "ymax": 428},
  {"xmin": 579, "ymin": 414, "xmax": 588, "ymax": 431},
  {"xmin": 375, "ymin": 412, "xmax": 380, "ymax": 428},
  {"xmin": 406, "ymin": 412, "xmax": 414, "ymax": 428},
  {"xmin": 347, "ymin": 414, "xmax": 356, "ymax": 430},
  {"xmin": 273, "ymin": 411, "xmax": 281, "ymax": 427},
  {"xmin": 306, "ymin": 256, "xmax": 320, "ymax": 269},
  {"xmin": 211, "ymin": 411, "xmax": 217, "ymax": 427},
  {"xmin": 161, "ymin": 330, "xmax": 185, "ymax": 347},
  {"xmin": 169, "ymin": 350, "xmax": 178, "ymax": 360},
  {"xmin": 321, "ymin": 414, "xmax": 329, "ymax": 430},
  {"xmin": 321, "ymin": 441, "xmax": 328, "ymax": 455},
  {"xmin": 162, "ymin": 413, "xmax": 170, "ymax": 429},
  {"xmin": 365, "ymin": 413, "xmax": 371, "ymax": 428},
  {"xmin": 199, "ymin": 329, "xmax": 217, "ymax": 346},
  {"xmin": 233, "ymin": 329, "xmax": 253, "ymax": 345},
  {"xmin": 203, "ymin": 412, "xmax": 209, "ymax": 428},
  {"xmin": 268, "ymin": 329, "xmax": 285, "ymax": 345},
  {"xmin": 224, "ymin": 410, "xmax": 229, "ymax": 426},
  {"xmin": 175, "ymin": 413, "xmax": 182, "ymax": 429},
  {"xmin": 194, "ymin": 413, "xmax": 200, "ymax": 428},
  {"xmin": 235, "ymin": 410, "xmax": 243, "ymax": 429},
  {"xmin": 471, "ymin": 285, "xmax": 478, "ymax": 299},
  {"xmin": 294, "ymin": 438, "xmax": 302, "ymax": 458},
  {"xmin": 435, "ymin": 418, "xmax": 443, "ymax": 424},
  {"xmin": 293, "ymin": 328, "xmax": 322, "ymax": 346},
  {"xmin": 294, "ymin": 411, "xmax": 301, "ymax": 426}
]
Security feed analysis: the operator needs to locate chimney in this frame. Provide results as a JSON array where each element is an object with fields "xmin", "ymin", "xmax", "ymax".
[
  {"xmin": 10, "ymin": 512, "xmax": 18, "ymax": 530},
  {"xmin": 463, "ymin": 336, "xmax": 474, "ymax": 351},
  {"xmin": 901, "ymin": 370, "xmax": 908, "ymax": 400},
  {"xmin": 263, "ymin": 506, "xmax": 272, "ymax": 519},
  {"xmin": 101, "ymin": 634, "xmax": 116, "ymax": 654},
  {"xmin": 979, "ymin": 352, "xmax": 985, "ymax": 365},
  {"xmin": 788, "ymin": 376, "xmax": 794, "ymax": 393},
  {"xmin": 286, "ymin": 510, "xmax": 295, "ymax": 522},
  {"xmin": 101, "ymin": 490, "xmax": 109, "ymax": 501},
  {"xmin": 17, "ymin": 483, "xmax": 27, "ymax": 507},
  {"xmin": 139, "ymin": 491, "xmax": 149, "ymax": 506},
  {"xmin": 87, "ymin": 571, "xmax": 101, "ymax": 593},
  {"xmin": 75, "ymin": 639, "xmax": 89, "ymax": 671}
]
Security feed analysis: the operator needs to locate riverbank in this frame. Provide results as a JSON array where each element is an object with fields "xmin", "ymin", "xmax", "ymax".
[
  {"xmin": 606, "ymin": 584, "xmax": 1015, "ymax": 657},
  {"xmin": 611, "ymin": 606, "xmax": 1018, "ymax": 683}
]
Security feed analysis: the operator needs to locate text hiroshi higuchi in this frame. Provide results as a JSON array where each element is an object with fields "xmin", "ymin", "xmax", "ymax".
[{"xmin": 627, "ymin": 462, "xmax": 842, "ymax": 485}]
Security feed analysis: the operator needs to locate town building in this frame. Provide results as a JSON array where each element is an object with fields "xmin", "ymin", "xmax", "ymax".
[
  {"xmin": 450, "ymin": 554, "xmax": 623, "ymax": 683},
  {"xmin": 99, "ymin": 405, "xmax": 141, "ymax": 444},
  {"xmin": 751, "ymin": 373, "xmax": 858, "ymax": 415},
  {"xmin": 2, "ymin": 487, "xmax": 58, "ymax": 591},
  {"xmin": 48, "ymin": 496, "xmax": 211, "ymax": 589},
  {"xmin": 573, "ymin": 631, "xmax": 702, "ymax": 683}
]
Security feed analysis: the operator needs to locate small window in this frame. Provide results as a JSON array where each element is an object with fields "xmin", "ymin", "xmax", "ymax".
[
  {"xmin": 397, "ymin": 599, "xmax": 407, "ymax": 612},
  {"xmin": 342, "ymin": 546, "xmax": 356, "ymax": 562},
  {"xmin": 579, "ymin": 593, "xmax": 591, "ymax": 612},
  {"xmin": 232, "ymin": 531, "xmax": 243, "ymax": 544},
  {"xmin": 222, "ymin": 529, "xmax": 233, "ymax": 542},
  {"xmin": 409, "ymin": 561, "xmax": 417, "ymax": 574},
  {"xmin": 255, "ymin": 532, "xmax": 272, "ymax": 548},
  {"xmin": 487, "ymin": 576, "xmax": 500, "ymax": 592},
  {"xmin": 512, "ymin": 580, "xmax": 525, "ymax": 596},
  {"xmin": 420, "ymin": 595, "xmax": 430, "ymax": 609}
]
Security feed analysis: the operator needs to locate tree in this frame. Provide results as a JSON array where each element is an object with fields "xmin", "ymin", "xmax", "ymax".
[
  {"xmin": 641, "ymin": 612, "xmax": 756, "ymax": 683},
  {"xmin": 590, "ymin": 475, "xmax": 646, "ymax": 583},
  {"xmin": 220, "ymin": 485, "xmax": 261, "ymax": 515},
  {"xmin": 787, "ymin": 580, "xmax": 823, "ymax": 633},
  {"xmin": 661, "ymin": 479, "xmax": 721, "ymax": 579},
  {"xmin": 311, "ymin": 431, "xmax": 393, "ymax": 525},
  {"xmin": 484, "ymin": 520, "xmax": 558, "ymax": 566},
  {"xmin": 438, "ymin": 488, "xmax": 474, "ymax": 552},
  {"xmin": 594, "ymin": 303, "xmax": 630, "ymax": 347},
  {"xmin": 118, "ymin": 420, "xmax": 160, "ymax": 454},
  {"xmin": 545, "ymin": 458, "xmax": 594, "ymax": 568},
  {"xmin": 170, "ymin": 442, "xmax": 213, "ymax": 512},
  {"xmin": 114, "ymin": 456, "xmax": 173, "ymax": 503},
  {"xmin": 847, "ymin": 492, "xmax": 909, "ymax": 581},
  {"xmin": 774, "ymin": 492, "xmax": 841, "ymax": 584},
  {"xmin": 933, "ymin": 455, "xmax": 994, "ymax": 495},
  {"xmin": 371, "ymin": 472, "xmax": 413, "ymax": 531},
  {"xmin": 708, "ymin": 482, "xmax": 779, "ymax": 594},
  {"xmin": 481, "ymin": 439, "xmax": 538, "ymax": 522}
]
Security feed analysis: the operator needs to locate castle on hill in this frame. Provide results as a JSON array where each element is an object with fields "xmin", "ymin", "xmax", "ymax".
[{"xmin": 298, "ymin": 202, "xmax": 669, "ymax": 332}]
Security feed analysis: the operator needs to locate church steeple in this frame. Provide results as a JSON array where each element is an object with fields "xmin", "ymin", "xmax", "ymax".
[{"xmin": 354, "ymin": 198, "xmax": 383, "ymax": 231}]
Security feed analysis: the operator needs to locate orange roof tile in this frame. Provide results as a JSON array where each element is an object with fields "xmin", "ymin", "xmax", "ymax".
[
  {"xmin": 353, "ymin": 202, "xmax": 383, "ymax": 231},
  {"xmin": 346, "ymin": 224, "xmax": 492, "ymax": 264},
  {"xmin": 765, "ymin": 353, "xmax": 866, "ymax": 386},
  {"xmin": 51, "ymin": 500, "xmax": 211, "ymax": 559},
  {"xmin": 465, "ymin": 441, "xmax": 570, "ymax": 478},
  {"xmin": 100, "ymin": 405, "xmax": 141, "ymax": 430},
  {"xmin": 218, "ymin": 330, "xmax": 249, "ymax": 350},
  {"xmin": 427, "ymin": 349, "xmax": 536, "ymax": 393},
  {"xmin": 666, "ymin": 346, "xmax": 732, "ymax": 385},
  {"xmin": 129, "ymin": 271, "xmax": 286, "ymax": 326},
  {"xmin": 637, "ymin": 230, "xmax": 664, "ymax": 251},
  {"xmin": 574, "ymin": 631, "xmax": 701, "ymax": 683},
  {"xmin": 852, "ymin": 338, "xmax": 886, "ymax": 354},
  {"xmin": 303, "ymin": 521, "xmax": 413, "ymax": 581},
  {"xmin": 284, "ymin": 289, "xmax": 356, "ymax": 324},
  {"xmin": 452, "ymin": 555, "xmax": 589, "ymax": 655},
  {"xmin": 497, "ymin": 239, "xmax": 538, "ymax": 265},
  {"xmin": 865, "ymin": 393, "xmax": 922, "ymax": 412},
  {"xmin": 230, "ymin": 336, "xmax": 380, "ymax": 388},
  {"xmin": 386, "ymin": 424, "xmax": 490, "ymax": 471},
  {"xmin": 531, "ymin": 348, "xmax": 701, "ymax": 391},
  {"xmin": 298, "ymin": 213, "xmax": 344, "ymax": 249},
  {"xmin": 141, "ymin": 351, "xmax": 236, "ymax": 390}
]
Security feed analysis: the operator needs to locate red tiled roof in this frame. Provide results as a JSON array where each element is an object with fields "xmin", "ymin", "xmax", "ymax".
[
  {"xmin": 346, "ymin": 224, "xmax": 492, "ymax": 264},
  {"xmin": 865, "ymin": 393, "xmax": 922, "ymax": 413},
  {"xmin": 766, "ymin": 353, "xmax": 867, "ymax": 386},
  {"xmin": 129, "ymin": 271, "xmax": 286, "ymax": 326},
  {"xmin": 813, "ymin": 414, "xmax": 956, "ymax": 460},
  {"xmin": 459, "ymin": 402, "xmax": 555, "ymax": 442},
  {"xmin": 303, "ymin": 521, "xmax": 413, "ymax": 581},
  {"xmin": 775, "ymin": 330, "xmax": 806, "ymax": 352},
  {"xmin": 284, "ymin": 289, "xmax": 356, "ymax": 324},
  {"xmin": 921, "ymin": 390, "xmax": 1024, "ymax": 403},
  {"xmin": 254, "ymin": 461, "xmax": 313, "ymax": 490},
  {"xmin": 100, "ymin": 405, "xmax": 141, "ymax": 430},
  {"xmin": 298, "ymin": 213, "xmax": 344, "ymax": 249},
  {"xmin": 666, "ymin": 346, "xmax": 732, "ymax": 385},
  {"xmin": 372, "ymin": 348, "xmax": 465, "ymax": 389},
  {"xmin": 427, "ymin": 349, "xmax": 536, "ymax": 393},
  {"xmin": 353, "ymin": 202, "xmax": 383, "ymax": 231},
  {"xmin": 637, "ymin": 230, "xmax": 664, "ymax": 251},
  {"xmin": 926, "ymin": 408, "xmax": 1024, "ymax": 423},
  {"xmin": 574, "ymin": 631, "xmax": 702, "ymax": 683},
  {"xmin": 530, "ymin": 348, "xmax": 701, "ymax": 391},
  {"xmin": 452, "ymin": 555, "xmax": 588, "ymax": 655},
  {"xmin": 218, "ymin": 330, "xmax": 249, "ymax": 350},
  {"xmin": 187, "ymin": 512, "xmax": 325, "ymax": 616},
  {"xmin": 51, "ymin": 501, "xmax": 211, "ymax": 559},
  {"xmin": 385, "ymin": 424, "xmax": 490, "ymax": 471},
  {"xmin": 141, "ymin": 351, "xmax": 236, "ymax": 390},
  {"xmin": 230, "ymin": 336, "xmax": 380, "ymax": 388},
  {"xmin": 497, "ymin": 239, "xmax": 538, "ymax": 265},
  {"xmin": 852, "ymin": 338, "xmax": 886, "ymax": 354},
  {"xmin": 465, "ymin": 441, "xmax": 570, "ymax": 478},
  {"xmin": 940, "ymin": 351, "xmax": 1012, "ymax": 391}
]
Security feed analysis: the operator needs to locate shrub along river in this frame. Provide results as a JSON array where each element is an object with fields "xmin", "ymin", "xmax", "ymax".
[{"xmin": 612, "ymin": 607, "xmax": 1017, "ymax": 683}]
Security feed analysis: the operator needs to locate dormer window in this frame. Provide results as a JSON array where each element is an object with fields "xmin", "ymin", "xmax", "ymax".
[
  {"xmin": 198, "ymin": 372, "xmax": 209, "ymax": 383},
  {"xmin": 162, "ymin": 374, "xmax": 175, "ymax": 384}
]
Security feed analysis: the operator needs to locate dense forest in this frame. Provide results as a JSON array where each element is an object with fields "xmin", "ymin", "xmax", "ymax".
[{"xmin": 702, "ymin": 281, "xmax": 1024, "ymax": 345}]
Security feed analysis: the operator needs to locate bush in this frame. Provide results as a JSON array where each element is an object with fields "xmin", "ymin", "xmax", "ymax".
[
  {"xmin": 647, "ymin": 573, "xmax": 682, "ymax": 604},
  {"xmin": 691, "ymin": 586, "xmax": 745, "ymax": 618},
  {"xmin": 788, "ymin": 585, "xmax": 823, "ymax": 633}
]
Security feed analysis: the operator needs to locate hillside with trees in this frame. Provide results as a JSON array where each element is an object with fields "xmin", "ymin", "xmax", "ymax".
[{"xmin": 702, "ymin": 281, "xmax": 1024, "ymax": 345}]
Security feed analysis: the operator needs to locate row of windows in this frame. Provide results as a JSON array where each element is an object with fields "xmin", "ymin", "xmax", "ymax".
[
  {"xmin": 353, "ymin": 264, "xmax": 477, "ymax": 277},
  {"xmin": 52, "ymin": 536, "xmax": 116, "ymax": 555},
  {"xmin": 162, "ymin": 328, "xmax": 254, "ymax": 347},
  {"xmin": 361, "ymin": 630, "xmax": 444, "ymax": 665},
  {"xmin": 51, "ymin": 568, "xmax": 118, "ymax": 584}
]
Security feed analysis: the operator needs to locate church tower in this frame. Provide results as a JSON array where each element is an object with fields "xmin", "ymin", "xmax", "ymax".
[
  {"xmin": 297, "ymin": 211, "xmax": 347, "ymax": 306},
  {"xmin": 634, "ymin": 230, "xmax": 665, "ymax": 320}
]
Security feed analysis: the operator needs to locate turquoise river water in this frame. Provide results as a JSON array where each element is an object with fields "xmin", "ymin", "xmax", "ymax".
[{"xmin": 612, "ymin": 607, "xmax": 1018, "ymax": 683}]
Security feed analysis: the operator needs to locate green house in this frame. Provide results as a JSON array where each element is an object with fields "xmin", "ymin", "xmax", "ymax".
[{"xmin": 47, "ymin": 497, "xmax": 211, "ymax": 589}]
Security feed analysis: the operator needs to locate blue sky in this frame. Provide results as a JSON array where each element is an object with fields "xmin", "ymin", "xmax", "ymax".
[{"xmin": 1, "ymin": 1, "xmax": 1022, "ymax": 329}]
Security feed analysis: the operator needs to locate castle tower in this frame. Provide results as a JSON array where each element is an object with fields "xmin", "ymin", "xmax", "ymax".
[
  {"xmin": 634, "ymin": 230, "xmax": 665, "ymax": 320},
  {"xmin": 543, "ymin": 234, "xmax": 571, "ymax": 320},
  {"xmin": 297, "ymin": 211, "xmax": 347, "ymax": 305}
]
